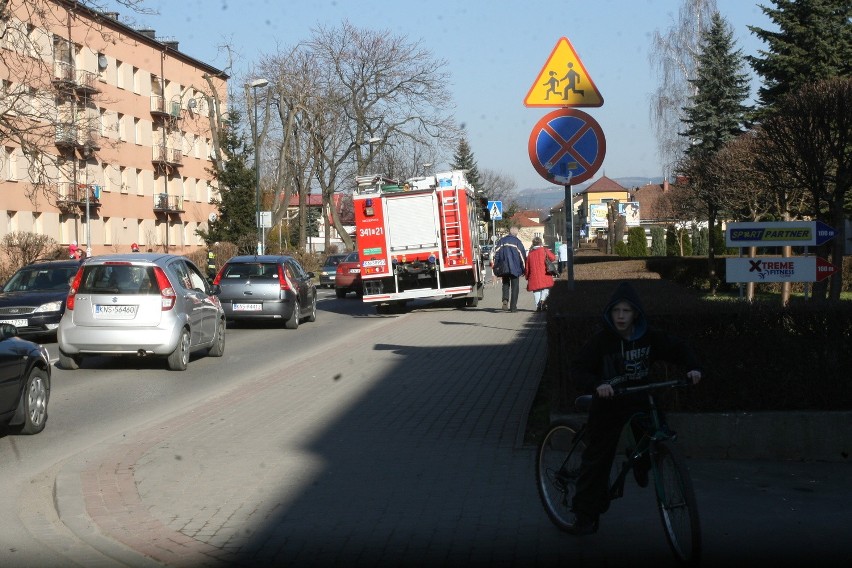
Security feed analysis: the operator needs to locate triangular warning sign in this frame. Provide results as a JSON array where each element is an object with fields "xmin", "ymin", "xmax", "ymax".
[{"xmin": 524, "ymin": 37, "xmax": 604, "ymax": 108}]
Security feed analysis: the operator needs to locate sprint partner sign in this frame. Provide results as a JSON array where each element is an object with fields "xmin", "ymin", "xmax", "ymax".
[{"xmin": 726, "ymin": 256, "xmax": 836, "ymax": 283}]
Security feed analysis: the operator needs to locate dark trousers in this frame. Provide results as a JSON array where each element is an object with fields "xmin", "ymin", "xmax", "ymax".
[
  {"xmin": 501, "ymin": 275, "xmax": 520, "ymax": 309},
  {"xmin": 572, "ymin": 396, "xmax": 646, "ymax": 518}
]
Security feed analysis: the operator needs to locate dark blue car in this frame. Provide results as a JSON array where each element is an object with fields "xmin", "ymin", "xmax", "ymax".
[{"xmin": 0, "ymin": 259, "xmax": 80, "ymax": 339}]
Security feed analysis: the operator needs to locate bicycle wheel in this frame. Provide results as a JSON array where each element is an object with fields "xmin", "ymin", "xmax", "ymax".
[
  {"xmin": 536, "ymin": 421, "xmax": 586, "ymax": 531},
  {"xmin": 652, "ymin": 440, "xmax": 701, "ymax": 565}
]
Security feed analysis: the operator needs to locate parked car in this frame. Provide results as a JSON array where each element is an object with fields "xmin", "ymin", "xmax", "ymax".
[
  {"xmin": 0, "ymin": 323, "xmax": 50, "ymax": 434},
  {"xmin": 57, "ymin": 253, "xmax": 226, "ymax": 371},
  {"xmin": 319, "ymin": 253, "xmax": 348, "ymax": 288},
  {"xmin": 0, "ymin": 259, "xmax": 80, "ymax": 340},
  {"xmin": 480, "ymin": 245, "xmax": 493, "ymax": 261},
  {"xmin": 335, "ymin": 251, "xmax": 362, "ymax": 298},
  {"xmin": 213, "ymin": 255, "xmax": 317, "ymax": 330}
]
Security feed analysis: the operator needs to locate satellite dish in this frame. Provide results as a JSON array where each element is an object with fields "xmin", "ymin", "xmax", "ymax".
[
  {"xmin": 98, "ymin": 54, "xmax": 108, "ymax": 70},
  {"xmin": 208, "ymin": 212, "xmax": 218, "ymax": 223}
]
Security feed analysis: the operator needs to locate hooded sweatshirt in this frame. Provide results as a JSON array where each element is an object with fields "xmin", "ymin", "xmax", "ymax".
[{"xmin": 570, "ymin": 282, "xmax": 701, "ymax": 393}]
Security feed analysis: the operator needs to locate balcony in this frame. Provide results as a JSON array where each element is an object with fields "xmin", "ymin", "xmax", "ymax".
[
  {"xmin": 55, "ymin": 124, "xmax": 78, "ymax": 148},
  {"xmin": 152, "ymin": 145, "xmax": 182, "ymax": 166},
  {"xmin": 51, "ymin": 61, "xmax": 75, "ymax": 87},
  {"xmin": 153, "ymin": 193, "xmax": 184, "ymax": 213},
  {"xmin": 75, "ymin": 70, "xmax": 100, "ymax": 94},
  {"xmin": 150, "ymin": 95, "xmax": 181, "ymax": 120},
  {"xmin": 56, "ymin": 182, "xmax": 101, "ymax": 210}
]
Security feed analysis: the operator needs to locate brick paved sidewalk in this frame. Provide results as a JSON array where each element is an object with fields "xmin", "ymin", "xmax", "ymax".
[{"xmin": 55, "ymin": 291, "xmax": 559, "ymax": 566}]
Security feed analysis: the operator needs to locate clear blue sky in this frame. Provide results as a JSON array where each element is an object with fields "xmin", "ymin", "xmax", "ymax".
[{"xmin": 114, "ymin": 0, "xmax": 773, "ymax": 190}]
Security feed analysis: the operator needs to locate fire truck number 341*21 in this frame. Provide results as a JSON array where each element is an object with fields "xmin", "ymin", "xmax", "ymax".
[{"xmin": 353, "ymin": 170, "xmax": 486, "ymax": 314}]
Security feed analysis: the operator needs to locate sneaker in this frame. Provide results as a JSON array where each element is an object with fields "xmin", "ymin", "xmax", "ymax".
[
  {"xmin": 565, "ymin": 513, "xmax": 599, "ymax": 536},
  {"xmin": 502, "ymin": 300, "xmax": 508, "ymax": 311},
  {"xmin": 536, "ymin": 302, "xmax": 542, "ymax": 312},
  {"xmin": 510, "ymin": 307, "xmax": 517, "ymax": 312}
]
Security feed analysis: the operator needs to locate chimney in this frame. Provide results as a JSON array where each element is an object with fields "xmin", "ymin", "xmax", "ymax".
[
  {"xmin": 163, "ymin": 40, "xmax": 180, "ymax": 51},
  {"xmin": 663, "ymin": 178, "xmax": 670, "ymax": 192},
  {"xmin": 139, "ymin": 29, "xmax": 156, "ymax": 39},
  {"xmin": 104, "ymin": 12, "xmax": 119, "ymax": 21}
]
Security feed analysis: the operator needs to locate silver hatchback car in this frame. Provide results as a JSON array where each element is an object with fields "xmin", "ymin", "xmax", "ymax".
[{"xmin": 57, "ymin": 253, "xmax": 226, "ymax": 371}]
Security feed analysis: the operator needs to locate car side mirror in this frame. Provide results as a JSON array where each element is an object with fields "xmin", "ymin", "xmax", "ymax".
[
  {"xmin": 0, "ymin": 323, "xmax": 18, "ymax": 340},
  {"xmin": 211, "ymin": 283, "xmax": 221, "ymax": 295}
]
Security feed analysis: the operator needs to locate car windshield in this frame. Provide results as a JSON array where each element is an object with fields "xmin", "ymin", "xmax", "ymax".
[
  {"xmin": 3, "ymin": 266, "xmax": 77, "ymax": 292},
  {"xmin": 78, "ymin": 264, "xmax": 159, "ymax": 294},
  {"xmin": 344, "ymin": 252, "xmax": 358, "ymax": 262},
  {"xmin": 221, "ymin": 263, "xmax": 279, "ymax": 280},
  {"xmin": 323, "ymin": 255, "xmax": 344, "ymax": 267}
]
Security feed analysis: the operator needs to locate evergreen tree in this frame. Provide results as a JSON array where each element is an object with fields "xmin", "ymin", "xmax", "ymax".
[
  {"xmin": 450, "ymin": 138, "xmax": 481, "ymax": 191},
  {"xmin": 748, "ymin": 0, "xmax": 852, "ymax": 113},
  {"xmin": 679, "ymin": 12, "xmax": 751, "ymax": 290},
  {"xmin": 197, "ymin": 111, "xmax": 257, "ymax": 253},
  {"xmin": 681, "ymin": 13, "xmax": 752, "ymax": 156},
  {"xmin": 626, "ymin": 227, "xmax": 648, "ymax": 256},
  {"xmin": 650, "ymin": 226, "xmax": 667, "ymax": 256}
]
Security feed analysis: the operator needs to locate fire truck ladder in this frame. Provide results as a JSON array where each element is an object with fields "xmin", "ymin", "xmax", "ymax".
[{"xmin": 440, "ymin": 188, "xmax": 463, "ymax": 260}]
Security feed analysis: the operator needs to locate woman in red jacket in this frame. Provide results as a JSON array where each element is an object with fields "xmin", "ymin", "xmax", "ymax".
[{"xmin": 524, "ymin": 236, "xmax": 557, "ymax": 311}]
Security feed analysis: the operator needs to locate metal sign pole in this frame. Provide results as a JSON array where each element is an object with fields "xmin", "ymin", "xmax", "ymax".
[{"xmin": 564, "ymin": 181, "xmax": 575, "ymax": 289}]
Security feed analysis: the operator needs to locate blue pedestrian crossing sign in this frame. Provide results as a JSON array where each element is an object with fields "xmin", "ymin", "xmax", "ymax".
[{"xmin": 488, "ymin": 200, "xmax": 503, "ymax": 221}]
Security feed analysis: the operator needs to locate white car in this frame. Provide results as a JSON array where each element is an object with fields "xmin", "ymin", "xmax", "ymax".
[{"xmin": 58, "ymin": 253, "xmax": 226, "ymax": 371}]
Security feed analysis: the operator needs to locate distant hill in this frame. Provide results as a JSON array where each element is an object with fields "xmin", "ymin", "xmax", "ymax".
[{"xmin": 514, "ymin": 177, "xmax": 665, "ymax": 211}]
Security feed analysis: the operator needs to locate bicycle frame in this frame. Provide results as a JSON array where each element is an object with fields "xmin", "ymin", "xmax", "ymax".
[{"xmin": 608, "ymin": 389, "xmax": 676, "ymax": 501}]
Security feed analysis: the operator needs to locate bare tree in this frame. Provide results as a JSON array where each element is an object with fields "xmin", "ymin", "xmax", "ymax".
[
  {"xmin": 649, "ymin": 0, "xmax": 718, "ymax": 180},
  {"xmin": 757, "ymin": 77, "xmax": 852, "ymax": 302},
  {"xmin": 307, "ymin": 21, "xmax": 459, "ymax": 250},
  {"xmin": 478, "ymin": 168, "xmax": 517, "ymax": 205}
]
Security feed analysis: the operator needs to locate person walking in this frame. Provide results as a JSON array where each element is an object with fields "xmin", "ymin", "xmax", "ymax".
[
  {"xmin": 525, "ymin": 236, "xmax": 557, "ymax": 312},
  {"xmin": 491, "ymin": 226, "xmax": 526, "ymax": 312},
  {"xmin": 564, "ymin": 281, "xmax": 702, "ymax": 535},
  {"xmin": 558, "ymin": 241, "xmax": 568, "ymax": 275}
]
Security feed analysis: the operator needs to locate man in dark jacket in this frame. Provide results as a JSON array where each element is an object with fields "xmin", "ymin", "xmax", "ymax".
[
  {"xmin": 566, "ymin": 281, "xmax": 702, "ymax": 535},
  {"xmin": 492, "ymin": 226, "xmax": 526, "ymax": 312}
]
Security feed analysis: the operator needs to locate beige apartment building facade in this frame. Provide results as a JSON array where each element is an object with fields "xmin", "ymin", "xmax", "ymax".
[{"xmin": 1, "ymin": 0, "xmax": 227, "ymax": 256}]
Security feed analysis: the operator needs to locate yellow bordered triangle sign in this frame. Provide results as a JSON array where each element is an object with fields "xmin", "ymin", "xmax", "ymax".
[{"xmin": 524, "ymin": 37, "xmax": 604, "ymax": 108}]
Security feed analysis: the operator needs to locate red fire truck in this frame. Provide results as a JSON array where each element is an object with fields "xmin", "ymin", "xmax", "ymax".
[{"xmin": 353, "ymin": 170, "xmax": 486, "ymax": 313}]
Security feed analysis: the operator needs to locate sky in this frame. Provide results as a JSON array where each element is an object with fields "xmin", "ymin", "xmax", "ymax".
[{"xmin": 111, "ymin": 0, "xmax": 775, "ymax": 190}]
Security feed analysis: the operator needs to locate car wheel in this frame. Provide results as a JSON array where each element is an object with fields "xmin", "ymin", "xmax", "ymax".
[
  {"xmin": 18, "ymin": 367, "xmax": 49, "ymax": 435},
  {"xmin": 335, "ymin": 288, "xmax": 346, "ymax": 299},
  {"xmin": 58, "ymin": 352, "xmax": 81, "ymax": 370},
  {"xmin": 167, "ymin": 328, "xmax": 190, "ymax": 371},
  {"xmin": 208, "ymin": 318, "xmax": 226, "ymax": 357},
  {"xmin": 285, "ymin": 298, "xmax": 300, "ymax": 330},
  {"xmin": 306, "ymin": 293, "xmax": 317, "ymax": 323}
]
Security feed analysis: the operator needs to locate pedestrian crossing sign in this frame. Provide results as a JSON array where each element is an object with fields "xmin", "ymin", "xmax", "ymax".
[
  {"xmin": 488, "ymin": 200, "xmax": 503, "ymax": 221},
  {"xmin": 524, "ymin": 37, "xmax": 604, "ymax": 108}
]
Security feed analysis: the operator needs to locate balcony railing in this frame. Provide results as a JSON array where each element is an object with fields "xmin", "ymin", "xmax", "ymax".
[
  {"xmin": 75, "ymin": 70, "xmax": 100, "ymax": 94},
  {"xmin": 152, "ymin": 145, "xmax": 182, "ymax": 166},
  {"xmin": 55, "ymin": 124, "xmax": 78, "ymax": 147},
  {"xmin": 150, "ymin": 95, "xmax": 182, "ymax": 120},
  {"xmin": 52, "ymin": 60, "xmax": 75, "ymax": 85},
  {"xmin": 56, "ymin": 182, "xmax": 101, "ymax": 208},
  {"xmin": 153, "ymin": 193, "xmax": 184, "ymax": 212}
]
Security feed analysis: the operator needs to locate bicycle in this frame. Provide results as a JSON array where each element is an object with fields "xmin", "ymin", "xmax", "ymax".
[{"xmin": 535, "ymin": 378, "xmax": 701, "ymax": 565}]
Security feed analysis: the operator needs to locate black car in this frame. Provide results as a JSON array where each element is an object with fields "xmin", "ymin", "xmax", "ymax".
[
  {"xmin": 319, "ymin": 253, "xmax": 348, "ymax": 288},
  {"xmin": 213, "ymin": 255, "xmax": 317, "ymax": 329},
  {"xmin": 0, "ymin": 323, "xmax": 50, "ymax": 434},
  {"xmin": 0, "ymin": 259, "xmax": 80, "ymax": 339}
]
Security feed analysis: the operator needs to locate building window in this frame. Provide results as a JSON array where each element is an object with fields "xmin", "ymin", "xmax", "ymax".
[
  {"xmin": 117, "ymin": 112, "xmax": 125, "ymax": 141},
  {"xmin": 115, "ymin": 59, "xmax": 124, "ymax": 89},
  {"xmin": 133, "ymin": 117, "xmax": 141, "ymax": 145},
  {"xmin": 132, "ymin": 66, "xmax": 140, "ymax": 94},
  {"xmin": 136, "ymin": 169, "xmax": 143, "ymax": 195}
]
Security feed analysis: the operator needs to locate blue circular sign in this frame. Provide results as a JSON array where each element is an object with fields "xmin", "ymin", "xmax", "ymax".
[{"xmin": 528, "ymin": 109, "xmax": 606, "ymax": 184}]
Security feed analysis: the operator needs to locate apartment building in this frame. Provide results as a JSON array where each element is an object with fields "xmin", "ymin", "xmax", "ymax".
[{"xmin": 0, "ymin": 0, "xmax": 227, "ymax": 255}]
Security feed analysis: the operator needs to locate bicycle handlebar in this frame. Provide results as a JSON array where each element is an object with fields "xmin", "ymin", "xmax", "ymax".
[
  {"xmin": 574, "ymin": 378, "xmax": 693, "ymax": 411},
  {"xmin": 612, "ymin": 378, "xmax": 693, "ymax": 396}
]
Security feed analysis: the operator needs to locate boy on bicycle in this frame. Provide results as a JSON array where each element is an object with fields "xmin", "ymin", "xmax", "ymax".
[{"xmin": 566, "ymin": 281, "xmax": 702, "ymax": 535}]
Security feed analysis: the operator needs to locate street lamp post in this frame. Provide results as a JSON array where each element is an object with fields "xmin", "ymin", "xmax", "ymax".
[{"xmin": 250, "ymin": 78, "xmax": 269, "ymax": 254}]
